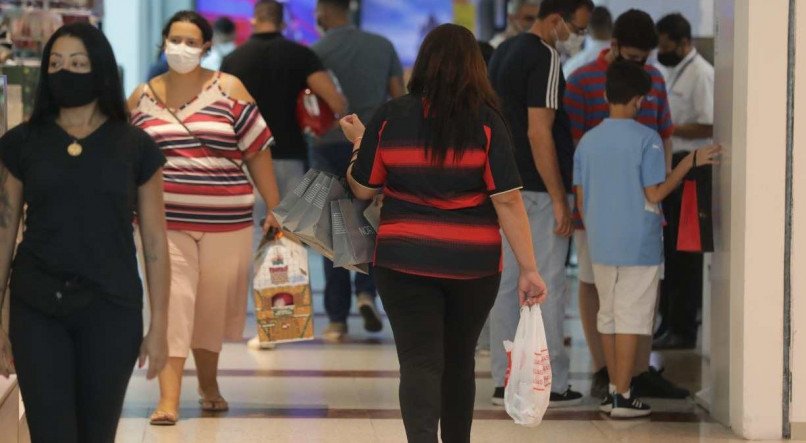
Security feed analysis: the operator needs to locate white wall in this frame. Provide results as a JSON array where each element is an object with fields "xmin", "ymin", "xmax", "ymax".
[
  {"xmin": 712, "ymin": 0, "xmax": 789, "ymax": 439},
  {"xmin": 593, "ymin": 0, "xmax": 714, "ymax": 37},
  {"xmin": 104, "ymin": 0, "xmax": 193, "ymax": 96}
]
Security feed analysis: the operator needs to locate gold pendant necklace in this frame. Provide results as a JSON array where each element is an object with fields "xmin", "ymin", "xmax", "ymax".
[{"xmin": 67, "ymin": 140, "xmax": 83, "ymax": 157}]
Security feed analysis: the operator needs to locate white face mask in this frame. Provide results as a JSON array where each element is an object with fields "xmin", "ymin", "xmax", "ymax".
[
  {"xmin": 557, "ymin": 32, "xmax": 585, "ymax": 57},
  {"xmin": 165, "ymin": 42, "xmax": 203, "ymax": 74}
]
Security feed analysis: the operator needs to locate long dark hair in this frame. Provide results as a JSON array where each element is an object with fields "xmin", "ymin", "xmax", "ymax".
[
  {"xmin": 408, "ymin": 24, "xmax": 501, "ymax": 165},
  {"xmin": 161, "ymin": 10, "xmax": 213, "ymax": 50},
  {"xmin": 30, "ymin": 23, "xmax": 128, "ymax": 124}
]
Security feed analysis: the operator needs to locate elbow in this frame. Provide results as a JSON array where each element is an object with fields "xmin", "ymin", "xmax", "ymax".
[
  {"xmin": 348, "ymin": 181, "xmax": 378, "ymax": 201},
  {"xmin": 491, "ymin": 189, "xmax": 521, "ymax": 208}
]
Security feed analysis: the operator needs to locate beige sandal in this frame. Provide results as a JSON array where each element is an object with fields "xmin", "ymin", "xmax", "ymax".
[
  {"xmin": 198, "ymin": 387, "xmax": 229, "ymax": 412},
  {"xmin": 198, "ymin": 397, "xmax": 229, "ymax": 412},
  {"xmin": 149, "ymin": 410, "xmax": 178, "ymax": 426}
]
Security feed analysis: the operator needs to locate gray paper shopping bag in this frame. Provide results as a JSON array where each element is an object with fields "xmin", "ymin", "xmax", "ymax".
[
  {"xmin": 272, "ymin": 169, "xmax": 319, "ymax": 227},
  {"xmin": 278, "ymin": 171, "xmax": 327, "ymax": 232},
  {"xmin": 333, "ymin": 199, "xmax": 376, "ymax": 268},
  {"xmin": 330, "ymin": 200, "xmax": 370, "ymax": 274},
  {"xmin": 363, "ymin": 196, "xmax": 382, "ymax": 231},
  {"xmin": 295, "ymin": 175, "xmax": 347, "ymax": 252}
]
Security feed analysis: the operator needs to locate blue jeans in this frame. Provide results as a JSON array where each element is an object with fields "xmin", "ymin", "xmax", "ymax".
[{"xmin": 310, "ymin": 142, "xmax": 377, "ymax": 323}]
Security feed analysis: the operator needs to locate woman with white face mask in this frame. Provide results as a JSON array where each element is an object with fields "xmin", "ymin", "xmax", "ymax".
[{"xmin": 127, "ymin": 10, "xmax": 281, "ymax": 426}]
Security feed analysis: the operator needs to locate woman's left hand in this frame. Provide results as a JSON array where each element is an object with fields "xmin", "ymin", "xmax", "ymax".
[
  {"xmin": 339, "ymin": 114, "xmax": 366, "ymax": 143},
  {"xmin": 139, "ymin": 329, "xmax": 168, "ymax": 380}
]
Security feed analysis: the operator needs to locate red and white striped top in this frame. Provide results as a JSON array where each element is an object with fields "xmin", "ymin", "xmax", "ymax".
[{"xmin": 132, "ymin": 74, "xmax": 273, "ymax": 232}]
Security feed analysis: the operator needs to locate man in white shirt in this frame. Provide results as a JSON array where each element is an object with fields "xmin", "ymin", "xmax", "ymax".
[
  {"xmin": 563, "ymin": 6, "xmax": 612, "ymax": 78},
  {"xmin": 489, "ymin": 0, "xmax": 541, "ymax": 48},
  {"xmin": 653, "ymin": 13, "xmax": 714, "ymax": 350},
  {"xmin": 202, "ymin": 17, "xmax": 237, "ymax": 71}
]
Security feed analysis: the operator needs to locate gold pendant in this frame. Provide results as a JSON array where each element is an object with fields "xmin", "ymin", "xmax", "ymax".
[{"xmin": 67, "ymin": 141, "xmax": 83, "ymax": 157}]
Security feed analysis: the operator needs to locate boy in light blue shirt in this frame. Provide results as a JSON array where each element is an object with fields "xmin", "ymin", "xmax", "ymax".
[{"xmin": 573, "ymin": 61, "xmax": 720, "ymax": 418}]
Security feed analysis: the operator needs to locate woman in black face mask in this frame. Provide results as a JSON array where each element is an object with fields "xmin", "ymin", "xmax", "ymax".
[{"xmin": 0, "ymin": 23, "xmax": 171, "ymax": 443}]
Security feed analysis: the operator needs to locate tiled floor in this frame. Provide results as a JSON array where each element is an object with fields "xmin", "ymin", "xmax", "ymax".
[{"xmin": 115, "ymin": 256, "xmax": 790, "ymax": 442}]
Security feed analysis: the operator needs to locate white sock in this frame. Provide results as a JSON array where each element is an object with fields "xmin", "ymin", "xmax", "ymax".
[
  {"xmin": 609, "ymin": 384, "xmax": 617, "ymax": 394},
  {"xmin": 621, "ymin": 390, "xmax": 631, "ymax": 400}
]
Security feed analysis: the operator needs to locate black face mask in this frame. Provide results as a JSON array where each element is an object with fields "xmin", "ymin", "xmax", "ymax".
[
  {"xmin": 48, "ymin": 70, "xmax": 97, "ymax": 108},
  {"xmin": 657, "ymin": 50, "xmax": 684, "ymax": 67},
  {"xmin": 615, "ymin": 47, "xmax": 647, "ymax": 66}
]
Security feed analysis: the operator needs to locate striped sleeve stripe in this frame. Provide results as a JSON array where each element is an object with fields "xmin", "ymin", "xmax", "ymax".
[{"xmin": 541, "ymin": 41, "xmax": 561, "ymax": 109}]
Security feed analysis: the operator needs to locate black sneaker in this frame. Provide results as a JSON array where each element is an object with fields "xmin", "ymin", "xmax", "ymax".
[
  {"xmin": 491, "ymin": 386, "xmax": 505, "ymax": 406},
  {"xmin": 599, "ymin": 393, "xmax": 613, "ymax": 413},
  {"xmin": 652, "ymin": 331, "xmax": 696, "ymax": 350},
  {"xmin": 548, "ymin": 387, "xmax": 583, "ymax": 408},
  {"xmin": 631, "ymin": 368, "xmax": 690, "ymax": 399},
  {"xmin": 356, "ymin": 293, "xmax": 383, "ymax": 333},
  {"xmin": 590, "ymin": 367, "xmax": 610, "ymax": 399},
  {"xmin": 610, "ymin": 393, "xmax": 651, "ymax": 418}
]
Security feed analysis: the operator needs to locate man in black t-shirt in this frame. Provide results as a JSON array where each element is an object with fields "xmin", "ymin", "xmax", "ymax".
[
  {"xmin": 487, "ymin": 0, "xmax": 583, "ymax": 407},
  {"xmin": 221, "ymin": 0, "xmax": 346, "ymax": 350}
]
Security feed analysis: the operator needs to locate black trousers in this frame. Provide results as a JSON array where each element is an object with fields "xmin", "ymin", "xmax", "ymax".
[
  {"xmin": 659, "ymin": 151, "xmax": 704, "ymax": 341},
  {"xmin": 375, "ymin": 267, "xmax": 500, "ymax": 443},
  {"xmin": 9, "ymin": 295, "xmax": 142, "ymax": 443}
]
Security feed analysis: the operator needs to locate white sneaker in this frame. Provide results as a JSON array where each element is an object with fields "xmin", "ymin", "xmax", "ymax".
[{"xmin": 247, "ymin": 335, "xmax": 276, "ymax": 350}]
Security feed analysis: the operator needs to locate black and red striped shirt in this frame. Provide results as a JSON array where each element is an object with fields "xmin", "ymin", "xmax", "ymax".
[{"xmin": 351, "ymin": 95, "xmax": 522, "ymax": 280}]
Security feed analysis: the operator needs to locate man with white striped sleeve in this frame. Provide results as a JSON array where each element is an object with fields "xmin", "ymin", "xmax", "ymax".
[{"xmin": 487, "ymin": 0, "xmax": 584, "ymax": 407}]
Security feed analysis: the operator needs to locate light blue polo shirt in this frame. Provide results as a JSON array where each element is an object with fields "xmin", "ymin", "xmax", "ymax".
[{"xmin": 573, "ymin": 118, "xmax": 666, "ymax": 266}]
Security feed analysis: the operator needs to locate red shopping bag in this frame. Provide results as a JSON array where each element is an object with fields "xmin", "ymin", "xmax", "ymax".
[
  {"xmin": 676, "ymin": 165, "xmax": 714, "ymax": 252},
  {"xmin": 676, "ymin": 179, "xmax": 701, "ymax": 252},
  {"xmin": 296, "ymin": 89, "xmax": 336, "ymax": 137}
]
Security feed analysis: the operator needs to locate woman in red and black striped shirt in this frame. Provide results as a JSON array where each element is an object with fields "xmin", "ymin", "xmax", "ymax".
[{"xmin": 340, "ymin": 24, "xmax": 548, "ymax": 442}]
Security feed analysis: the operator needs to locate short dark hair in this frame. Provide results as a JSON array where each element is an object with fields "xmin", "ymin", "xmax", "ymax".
[
  {"xmin": 590, "ymin": 6, "xmax": 613, "ymax": 34},
  {"xmin": 537, "ymin": 0, "xmax": 576, "ymax": 19},
  {"xmin": 255, "ymin": 0, "xmax": 284, "ymax": 26},
  {"xmin": 656, "ymin": 13, "xmax": 692, "ymax": 43},
  {"xmin": 318, "ymin": 0, "xmax": 350, "ymax": 12},
  {"xmin": 612, "ymin": 9, "xmax": 658, "ymax": 51},
  {"xmin": 161, "ymin": 10, "xmax": 213, "ymax": 46},
  {"xmin": 606, "ymin": 60, "xmax": 652, "ymax": 105},
  {"xmin": 574, "ymin": 0, "xmax": 595, "ymax": 14},
  {"xmin": 213, "ymin": 16, "xmax": 236, "ymax": 35},
  {"xmin": 31, "ymin": 23, "xmax": 128, "ymax": 124}
]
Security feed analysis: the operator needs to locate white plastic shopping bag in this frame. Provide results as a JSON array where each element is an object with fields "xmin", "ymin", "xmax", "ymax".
[{"xmin": 503, "ymin": 305, "xmax": 552, "ymax": 427}]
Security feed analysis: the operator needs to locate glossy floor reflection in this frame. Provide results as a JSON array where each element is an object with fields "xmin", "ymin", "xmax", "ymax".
[{"xmin": 116, "ymin": 256, "xmax": 790, "ymax": 442}]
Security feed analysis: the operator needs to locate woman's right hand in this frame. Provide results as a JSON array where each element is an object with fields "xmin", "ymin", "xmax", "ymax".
[
  {"xmin": 0, "ymin": 330, "xmax": 13, "ymax": 378},
  {"xmin": 339, "ymin": 114, "xmax": 366, "ymax": 143},
  {"xmin": 518, "ymin": 269, "xmax": 548, "ymax": 307}
]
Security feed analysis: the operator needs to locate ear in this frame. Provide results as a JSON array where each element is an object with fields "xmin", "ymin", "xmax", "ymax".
[{"xmin": 603, "ymin": 91, "xmax": 609, "ymax": 103}]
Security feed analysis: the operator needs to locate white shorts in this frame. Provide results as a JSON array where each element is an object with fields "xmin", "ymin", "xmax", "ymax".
[
  {"xmin": 592, "ymin": 264, "xmax": 661, "ymax": 335},
  {"xmin": 574, "ymin": 230, "xmax": 595, "ymax": 284}
]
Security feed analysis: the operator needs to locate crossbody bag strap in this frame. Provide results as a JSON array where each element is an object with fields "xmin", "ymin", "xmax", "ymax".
[{"xmin": 146, "ymin": 80, "xmax": 245, "ymax": 172}]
